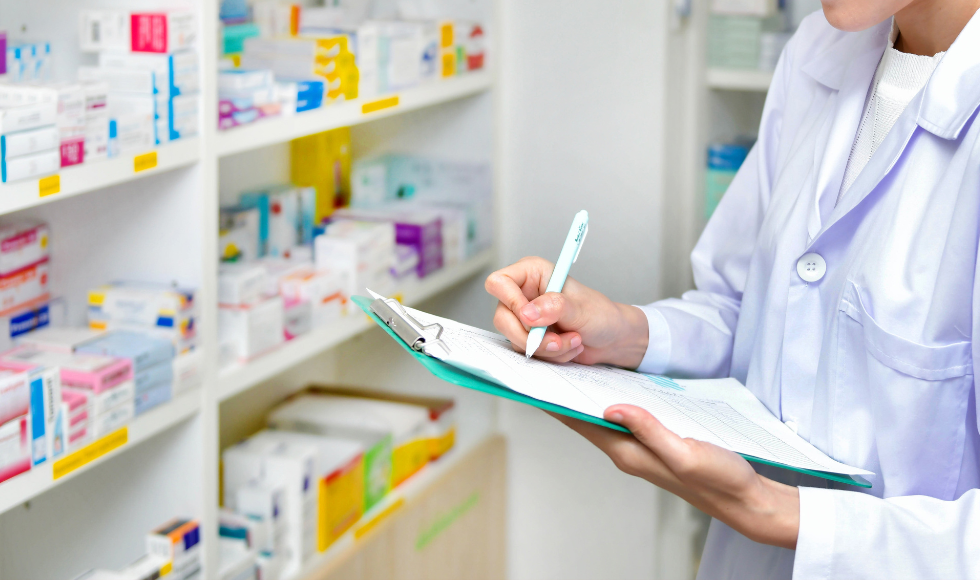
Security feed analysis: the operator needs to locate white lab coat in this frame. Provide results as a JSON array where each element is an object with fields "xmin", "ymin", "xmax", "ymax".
[{"xmin": 637, "ymin": 10, "xmax": 980, "ymax": 580}]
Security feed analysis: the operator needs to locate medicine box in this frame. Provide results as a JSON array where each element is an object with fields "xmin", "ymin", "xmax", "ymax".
[
  {"xmin": 146, "ymin": 518, "xmax": 201, "ymax": 580},
  {"xmin": 249, "ymin": 430, "xmax": 365, "ymax": 552},
  {"xmin": 79, "ymin": 66, "xmax": 159, "ymax": 95},
  {"xmin": 222, "ymin": 433, "xmax": 318, "ymax": 576},
  {"xmin": 0, "ymin": 414, "xmax": 30, "ymax": 484},
  {"xmin": 0, "ymin": 222, "xmax": 48, "ymax": 277},
  {"xmin": 306, "ymin": 385, "xmax": 457, "ymax": 460},
  {"xmin": 99, "ymin": 51, "xmax": 200, "ymax": 97},
  {"xmin": 0, "ymin": 102, "xmax": 57, "ymax": 135},
  {"xmin": 87, "ymin": 282, "xmax": 195, "ymax": 329},
  {"xmin": 0, "ymin": 362, "xmax": 63, "ymax": 465},
  {"xmin": 272, "ymin": 394, "xmax": 431, "ymax": 487},
  {"xmin": 0, "ymin": 261, "xmax": 49, "ymax": 315},
  {"xmin": 279, "ymin": 267, "xmax": 346, "ymax": 328},
  {"xmin": 63, "ymin": 380, "xmax": 134, "ymax": 417},
  {"xmin": 134, "ymin": 381, "xmax": 171, "ymax": 416},
  {"xmin": 219, "ymin": 297, "xmax": 284, "ymax": 362},
  {"xmin": 76, "ymin": 330, "xmax": 175, "ymax": 374},
  {"xmin": 131, "ymin": 11, "xmax": 198, "ymax": 54},
  {"xmin": 1, "ymin": 347, "xmax": 133, "ymax": 394},
  {"xmin": 219, "ymin": 263, "xmax": 268, "ymax": 306},
  {"xmin": 172, "ymin": 350, "xmax": 202, "ymax": 396},
  {"xmin": 220, "ymin": 206, "xmax": 261, "ymax": 261},
  {"xmin": 79, "ymin": 10, "xmax": 130, "ymax": 52},
  {"xmin": 91, "ymin": 398, "xmax": 133, "ymax": 437},
  {"xmin": 283, "ymin": 299, "xmax": 313, "ymax": 340},
  {"xmin": 0, "ymin": 149, "xmax": 59, "ymax": 183},
  {"xmin": 268, "ymin": 396, "xmax": 394, "ymax": 510},
  {"xmin": 0, "ymin": 126, "xmax": 59, "ymax": 159},
  {"xmin": 0, "ymin": 368, "xmax": 30, "ymax": 427},
  {"xmin": 16, "ymin": 326, "xmax": 105, "ymax": 353}
]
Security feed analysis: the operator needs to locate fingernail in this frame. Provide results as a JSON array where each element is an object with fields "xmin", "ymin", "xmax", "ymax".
[
  {"xmin": 570, "ymin": 336, "xmax": 582, "ymax": 348},
  {"xmin": 521, "ymin": 303, "xmax": 541, "ymax": 321},
  {"xmin": 546, "ymin": 341, "xmax": 559, "ymax": 351},
  {"xmin": 609, "ymin": 412, "xmax": 624, "ymax": 422}
]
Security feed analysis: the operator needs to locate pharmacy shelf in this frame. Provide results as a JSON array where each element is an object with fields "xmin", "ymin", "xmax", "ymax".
[
  {"xmin": 0, "ymin": 389, "xmax": 201, "ymax": 516},
  {"xmin": 215, "ymin": 71, "xmax": 493, "ymax": 157},
  {"xmin": 292, "ymin": 436, "xmax": 486, "ymax": 580},
  {"xmin": 706, "ymin": 68, "xmax": 773, "ymax": 92},
  {"xmin": 0, "ymin": 139, "xmax": 200, "ymax": 217},
  {"xmin": 217, "ymin": 249, "xmax": 495, "ymax": 401}
]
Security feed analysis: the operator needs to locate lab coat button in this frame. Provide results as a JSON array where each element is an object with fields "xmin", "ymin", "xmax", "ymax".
[{"xmin": 796, "ymin": 253, "xmax": 826, "ymax": 282}]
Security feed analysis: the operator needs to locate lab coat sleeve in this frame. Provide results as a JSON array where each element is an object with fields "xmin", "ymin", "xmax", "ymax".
[
  {"xmin": 636, "ymin": 31, "xmax": 792, "ymax": 378},
  {"xmin": 793, "ymin": 487, "xmax": 980, "ymax": 579}
]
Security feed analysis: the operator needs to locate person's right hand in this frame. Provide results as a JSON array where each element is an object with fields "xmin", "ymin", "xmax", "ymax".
[{"xmin": 484, "ymin": 256, "xmax": 650, "ymax": 368}]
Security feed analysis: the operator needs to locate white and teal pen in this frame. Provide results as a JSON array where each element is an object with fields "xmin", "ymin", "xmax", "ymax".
[{"xmin": 525, "ymin": 210, "xmax": 590, "ymax": 358}]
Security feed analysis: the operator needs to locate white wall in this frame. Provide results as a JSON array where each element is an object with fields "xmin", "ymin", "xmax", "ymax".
[{"xmin": 497, "ymin": 1, "xmax": 670, "ymax": 578}]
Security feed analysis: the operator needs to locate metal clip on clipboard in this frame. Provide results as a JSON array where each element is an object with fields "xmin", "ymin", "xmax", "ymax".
[{"xmin": 369, "ymin": 293, "xmax": 452, "ymax": 359}]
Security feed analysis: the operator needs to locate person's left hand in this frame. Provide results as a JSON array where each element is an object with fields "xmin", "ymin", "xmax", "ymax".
[{"xmin": 551, "ymin": 404, "xmax": 800, "ymax": 549}]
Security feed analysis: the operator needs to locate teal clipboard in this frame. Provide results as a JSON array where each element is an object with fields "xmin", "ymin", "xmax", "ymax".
[{"xmin": 354, "ymin": 295, "xmax": 872, "ymax": 489}]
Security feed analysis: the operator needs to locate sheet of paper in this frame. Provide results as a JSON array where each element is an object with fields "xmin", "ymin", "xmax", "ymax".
[{"xmin": 407, "ymin": 306, "xmax": 872, "ymax": 477}]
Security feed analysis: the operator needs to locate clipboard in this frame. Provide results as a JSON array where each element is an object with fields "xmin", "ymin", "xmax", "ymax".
[{"xmin": 355, "ymin": 294, "xmax": 872, "ymax": 488}]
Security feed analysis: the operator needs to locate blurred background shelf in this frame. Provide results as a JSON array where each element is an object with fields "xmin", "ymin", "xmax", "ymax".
[
  {"xmin": 0, "ymin": 389, "xmax": 200, "ymax": 516},
  {"xmin": 217, "ymin": 249, "xmax": 495, "ymax": 401},
  {"xmin": 215, "ymin": 72, "xmax": 493, "ymax": 157},
  {"xmin": 0, "ymin": 139, "xmax": 200, "ymax": 216},
  {"xmin": 706, "ymin": 68, "xmax": 773, "ymax": 91}
]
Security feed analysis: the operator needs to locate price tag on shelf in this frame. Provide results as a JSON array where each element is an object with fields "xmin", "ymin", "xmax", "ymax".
[
  {"xmin": 355, "ymin": 497, "xmax": 405, "ymax": 540},
  {"xmin": 52, "ymin": 427, "xmax": 129, "ymax": 480},
  {"xmin": 38, "ymin": 175, "xmax": 60, "ymax": 197},
  {"xmin": 134, "ymin": 151, "xmax": 158, "ymax": 173},
  {"xmin": 362, "ymin": 95, "xmax": 400, "ymax": 114}
]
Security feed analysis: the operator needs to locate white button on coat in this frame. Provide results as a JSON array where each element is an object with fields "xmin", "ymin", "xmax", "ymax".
[{"xmin": 797, "ymin": 253, "xmax": 826, "ymax": 282}]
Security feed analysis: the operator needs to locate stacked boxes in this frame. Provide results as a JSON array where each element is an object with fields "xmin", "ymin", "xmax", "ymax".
[
  {"xmin": 146, "ymin": 518, "xmax": 202, "ymax": 580},
  {"xmin": 86, "ymin": 282, "xmax": 199, "ymax": 397},
  {"xmin": 241, "ymin": 36, "xmax": 358, "ymax": 102},
  {"xmin": 0, "ymin": 222, "xmax": 49, "ymax": 316},
  {"xmin": 0, "ymin": 100, "xmax": 58, "ymax": 182},
  {"xmin": 333, "ymin": 207, "xmax": 444, "ymax": 278},
  {"xmin": 219, "ymin": 296, "xmax": 284, "ymax": 364},
  {"xmin": 76, "ymin": 331, "xmax": 175, "ymax": 416},
  {"xmin": 79, "ymin": 9, "xmax": 197, "ymax": 54},
  {"xmin": 314, "ymin": 220, "xmax": 395, "ymax": 298},
  {"xmin": 0, "ymin": 359, "xmax": 63, "ymax": 467},
  {"xmin": 0, "ymin": 83, "xmax": 86, "ymax": 169},
  {"xmin": 0, "ymin": 346, "xmax": 135, "ymax": 451},
  {"xmin": 0, "ymin": 369, "xmax": 31, "ymax": 483}
]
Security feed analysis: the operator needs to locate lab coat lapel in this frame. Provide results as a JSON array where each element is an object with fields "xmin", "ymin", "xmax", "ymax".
[
  {"xmin": 813, "ymin": 9, "xmax": 980, "ymax": 245},
  {"xmin": 803, "ymin": 23, "xmax": 890, "ymax": 241}
]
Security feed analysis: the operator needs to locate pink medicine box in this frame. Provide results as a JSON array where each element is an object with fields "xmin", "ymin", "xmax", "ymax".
[{"xmin": 0, "ymin": 347, "xmax": 132, "ymax": 394}]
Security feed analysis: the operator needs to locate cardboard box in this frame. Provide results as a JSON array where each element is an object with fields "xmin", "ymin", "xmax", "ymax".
[
  {"xmin": 0, "ymin": 261, "xmax": 49, "ymax": 314},
  {"xmin": 1, "ymin": 149, "xmax": 59, "ymax": 183},
  {"xmin": 0, "ymin": 126, "xmax": 59, "ymax": 159},
  {"xmin": 131, "ymin": 11, "xmax": 197, "ymax": 53},
  {"xmin": 0, "ymin": 222, "xmax": 48, "ymax": 277},
  {"xmin": 0, "ymin": 414, "xmax": 30, "ymax": 484},
  {"xmin": 218, "ymin": 297, "xmax": 284, "ymax": 362}
]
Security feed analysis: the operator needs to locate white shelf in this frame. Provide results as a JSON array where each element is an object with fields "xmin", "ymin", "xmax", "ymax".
[
  {"xmin": 292, "ymin": 437, "xmax": 484, "ymax": 580},
  {"xmin": 0, "ymin": 139, "xmax": 200, "ymax": 217},
  {"xmin": 215, "ymin": 71, "xmax": 493, "ymax": 157},
  {"xmin": 0, "ymin": 389, "xmax": 201, "ymax": 516},
  {"xmin": 218, "ymin": 249, "xmax": 495, "ymax": 401},
  {"xmin": 706, "ymin": 68, "xmax": 773, "ymax": 92}
]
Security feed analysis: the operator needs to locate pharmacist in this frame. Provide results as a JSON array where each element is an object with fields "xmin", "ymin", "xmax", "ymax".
[{"xmin": 486, "ymin": 1, "xmax": 980, "ymax": 578}]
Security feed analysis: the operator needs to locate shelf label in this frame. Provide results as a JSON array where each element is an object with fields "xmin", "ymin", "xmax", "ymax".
[
  {"xmin": 355, "ymin": 497, "xmax": 405, "ymax": 540},
  {"xmin": 134, "ymin": 151, "xmax": 158, "ymax": 173},
  {"xmin": 52, "ymin": 427, "xmax": 128, "ymax": 480},
  {"xmin": 362, "ymin": 95, "xmax": 399, "ymax": 114},
  {"xmin": 38, "ymin": 175, "xmax": 60, "ymax": 197}
]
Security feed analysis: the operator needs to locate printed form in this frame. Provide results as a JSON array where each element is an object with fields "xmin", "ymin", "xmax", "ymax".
[{"xmin": 407, "ymin": 306, "xmax": 871, "ymax": 477}]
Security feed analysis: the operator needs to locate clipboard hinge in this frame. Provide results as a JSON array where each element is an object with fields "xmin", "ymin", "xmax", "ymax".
[{"xmin": 370, "ymin": 297, "xmax": 450, "ymax": 357}]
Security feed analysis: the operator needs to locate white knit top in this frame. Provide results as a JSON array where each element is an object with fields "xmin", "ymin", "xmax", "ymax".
[{"xmin": 838, "ymin": 20, "xmax": 945, "ymax": 202}]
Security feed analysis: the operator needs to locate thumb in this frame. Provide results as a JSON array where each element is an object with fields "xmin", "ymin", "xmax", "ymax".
[{"xmin": 519, "ymin": 291, "xmax": 583, "ymax": 330}]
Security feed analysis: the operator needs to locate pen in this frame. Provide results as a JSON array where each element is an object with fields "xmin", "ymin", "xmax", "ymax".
[{"xmin": 526, "ymin": 210, "xmax": 590, "ymax": 358}]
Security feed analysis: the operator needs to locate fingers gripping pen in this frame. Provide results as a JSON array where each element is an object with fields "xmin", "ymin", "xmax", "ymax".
[{"xmin": 525, "ymin": 210, "xmax": 590, "ymax": 358}]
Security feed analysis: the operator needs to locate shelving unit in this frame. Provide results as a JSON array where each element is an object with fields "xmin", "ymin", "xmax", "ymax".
[
  {"xmin": 0, "ymin": 1, "xmax": 498, "ymax": 578},
  {"xmin": 705, "ymin": 68, "xmax": 773, "ymax": 91},
  {"xmin": 0, "ymin": 389, "xmax": 200, "ymax": 516},
  {"xmin": 216, "ymin": 71, "xmax": 493, "ymax": 156},
  {"xmin": 0, "ymin": 139, "xmax": 199, "ymax": 215}
]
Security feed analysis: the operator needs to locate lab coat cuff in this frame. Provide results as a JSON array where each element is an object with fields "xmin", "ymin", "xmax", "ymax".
[
  {"xmin": 793, "ymin": 487, "xmax": 838, "ymax": 580},
  {"xmin": 634, "ymin": 305, "xmax": 671, "ymax": 375}
]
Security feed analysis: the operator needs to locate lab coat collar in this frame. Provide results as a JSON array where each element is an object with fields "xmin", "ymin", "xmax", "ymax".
[
  {"xmin": 916, "ymin": 8, "xmax": 980, "ymax": 140},
  {"xmin": 801, "ymin": 19, "xmax": 890, "ymax": 91}
]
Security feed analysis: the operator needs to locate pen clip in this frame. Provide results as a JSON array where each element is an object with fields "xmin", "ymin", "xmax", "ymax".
[{"xmin": 573, "ymin": 224, "xmax": 588, "ymax": 263}]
